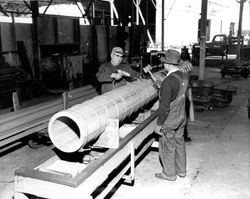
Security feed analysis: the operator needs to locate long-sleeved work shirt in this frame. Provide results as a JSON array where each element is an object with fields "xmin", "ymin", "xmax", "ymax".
[
  {"xmin": 96, "ymin": 62, "xmax": 141, "ymax": 94},
  {"xmin": 157, "ymin": 70, "xmax": 184, "ymax": 126}
]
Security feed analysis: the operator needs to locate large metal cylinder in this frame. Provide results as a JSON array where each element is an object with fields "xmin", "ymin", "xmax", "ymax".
[{"xmin": 48, "ymin": 70, "xmax": 166, "ymax": 153}]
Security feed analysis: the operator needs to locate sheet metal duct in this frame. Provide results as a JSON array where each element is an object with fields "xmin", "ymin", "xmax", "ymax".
[{"xmin": 48, "ymin": 70, "xmax": 167, "ymax": 153}]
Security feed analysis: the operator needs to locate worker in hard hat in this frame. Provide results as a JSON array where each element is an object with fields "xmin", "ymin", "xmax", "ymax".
[
  {"xmin": 96, "ymin": 47, "xmax": 141, "ymax": 94},
  {"xmin": 154, "ymin": 49, "xmax": 188, "ymax": 181}
]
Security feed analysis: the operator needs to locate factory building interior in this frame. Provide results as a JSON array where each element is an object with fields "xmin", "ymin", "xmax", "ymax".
[{"xmin": 0, "ymin": 0, "xmax": 249, "ymax": 199}]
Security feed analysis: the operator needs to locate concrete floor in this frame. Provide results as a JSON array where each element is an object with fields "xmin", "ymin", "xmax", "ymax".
[{"xmin": 0, "ymin": 67, "xmax": 250, "ymax": 199}]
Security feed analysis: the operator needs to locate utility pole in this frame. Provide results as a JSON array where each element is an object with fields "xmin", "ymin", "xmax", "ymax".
[
  {"xmin": 199, "ymin": 0, "xmax": 208, "ymax": 80},
  {"xmin": 161, "ymin": 0, "xmax": 164, "ymax": 51},
  {"xmin": 236, "ymin": 0, "xmax": 246, "ymax": 67},
  {"xmin": 30, "ymin": 0, "xmax": 40, "ymax": 80}
]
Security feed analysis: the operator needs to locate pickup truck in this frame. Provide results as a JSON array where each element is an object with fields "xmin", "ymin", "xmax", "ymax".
[{"xmin": 191, "ymin": 34, "xmax": 243, "ymax": 65}]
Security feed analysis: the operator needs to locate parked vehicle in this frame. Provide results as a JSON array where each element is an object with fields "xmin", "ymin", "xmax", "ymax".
[{"xmin": 191, "ymin": 34, "xmax": 244, "ymax": 65}]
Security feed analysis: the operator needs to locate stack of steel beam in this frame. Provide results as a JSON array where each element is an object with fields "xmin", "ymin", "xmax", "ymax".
[{"xmin": 0, "ymin": 85, "xmax": 98, "ymax": 148}]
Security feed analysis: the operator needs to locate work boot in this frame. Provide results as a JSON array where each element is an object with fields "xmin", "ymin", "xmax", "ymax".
[
  {"xmin": 177, "ymin": 172, "xmax": 186, "ymax": 178},
  {"xmin": 155, "ymin": 172, "xmax": 177, "ymax": 181},
  {"xmin": 184, "ymin": 136, "xmax": 192, "ymax": 142}
]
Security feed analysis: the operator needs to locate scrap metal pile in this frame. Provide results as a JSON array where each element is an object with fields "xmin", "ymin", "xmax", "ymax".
[{"xmin": 191, "ymin": 79, "xmax": 237, "ymax": 111}]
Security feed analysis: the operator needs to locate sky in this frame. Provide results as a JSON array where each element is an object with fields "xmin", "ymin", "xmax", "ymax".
[
  {"xmin": 208, "ymin": 0, "xmax": 250, "ymax": 29},
  {"xmin": 155, "ymin": 0, "xmax": 250, "ymax": 47}
]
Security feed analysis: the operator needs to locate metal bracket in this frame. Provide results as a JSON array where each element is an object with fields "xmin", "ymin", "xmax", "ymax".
[{"xmin": 122, "ymin": 142, "xmax": 135, "ymax": 184}]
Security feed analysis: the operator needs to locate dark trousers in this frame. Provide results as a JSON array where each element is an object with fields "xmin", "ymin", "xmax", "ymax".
[{"xmin": 159, "ymin": 126, "xmax": 186, "ymax": 177}]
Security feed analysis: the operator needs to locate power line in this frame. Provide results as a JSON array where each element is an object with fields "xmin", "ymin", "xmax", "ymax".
[
  {"xmin": 165, "ymin": 0, "xmax": 177, "ymax": 20},
  {"xmin": 208, "ymin": 1, "xmax": 231, "ymax": 8}
]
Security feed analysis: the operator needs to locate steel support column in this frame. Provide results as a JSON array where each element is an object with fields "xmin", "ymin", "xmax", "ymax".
[
  {"xmin": 199, "ymin": 0, "xmax": 208, "ymax": 80},
  {"xmin": 132, "ymin": 0, "xmax": 154, "ymax": 46},
  {"xmin": 236, "ymin": 0, "xmax": 246, "ymax": 67}
]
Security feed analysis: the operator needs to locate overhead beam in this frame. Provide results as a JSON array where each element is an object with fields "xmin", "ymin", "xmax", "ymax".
[
  {"xmin": 0, "ymin": 5, "xmax": 9, "ymax": 16},
  {"xmin": 101, "ymin": 0, "xmax": 119, "ymax": 26},
  {"xmin": 23, "ymin": 1, "xmax": 32, "ymax": 11},
  {"xmin": 150, "ymin": 0, "xmax": 156, "ymax": 9},
  {"xmin": 43, "ymin": 0, "xmax": 54, "ymax": 15},
  {"xmin": 74, "ymin": 0, "xmax": 85, "ymax": 17},
  {"xmin": 135, "ymin": 0, "xmax": 141, "ymax": 25},
  {"xmin": 110, "ymin": 0, "xmax": 119, "ymax": 25},
  {"xmin": 0, "ymin": 2, "xmax": 31, "ymax": 15},
  {"xmin": 1, "ymin": 10, "xmax": 31, "ymax": 15},
  {"xmin": 81, "ymin": 0, "xmax": 94, "ymax": 24},
  {"xmin": 132, "ymin": 0, "xmax": 154, "ymax": 46}
]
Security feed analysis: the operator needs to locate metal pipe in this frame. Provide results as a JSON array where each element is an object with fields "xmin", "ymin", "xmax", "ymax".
[{"xmin": 48, "ymin": 71, "xmax": 166, "ymax": 153}]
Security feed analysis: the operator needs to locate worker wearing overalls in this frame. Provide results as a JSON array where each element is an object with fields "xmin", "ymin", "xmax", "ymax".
[{"xmin": 155, "ymin": 49, "xmax": 188, "ymax": 181}]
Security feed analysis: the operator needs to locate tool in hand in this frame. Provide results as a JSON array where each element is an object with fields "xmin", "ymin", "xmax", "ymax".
[
  {"xmin": 117, "ymin": 69, "xmax": 139, "ymax": 81},
  {"xmin": 143, "ymin": 65, "xmax": 156, "ymax": 82},
  {"xmin": 143, "ymin": 65, "xmax": 160, "ymax": 88},
  {"xmin": 117, "ymin": 69, "xmax": 131, "ymax": 77}
]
